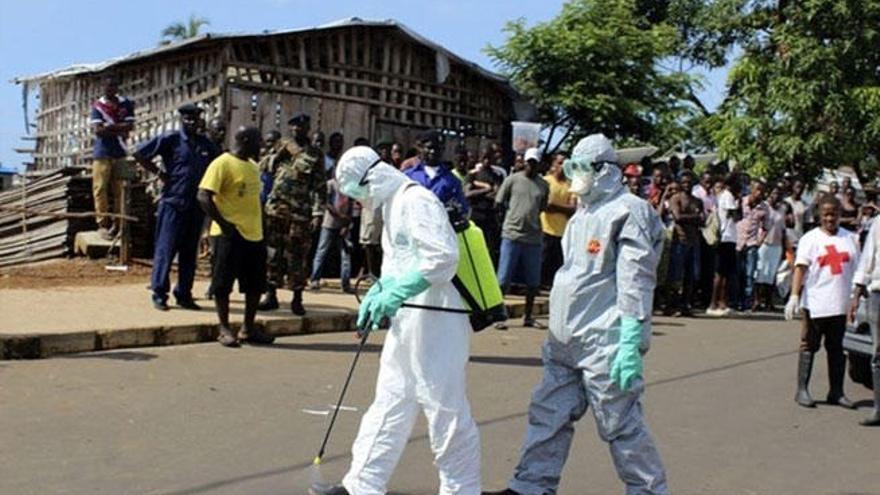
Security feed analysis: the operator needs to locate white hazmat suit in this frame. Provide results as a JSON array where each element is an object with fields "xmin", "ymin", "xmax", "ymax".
[
  {"xmin": 505, "ymin": 135, "xmax": 668, "ymax": 495},
  {"xmin": 335, "ymin": 146, "xmax": 481, "ymax": 495}
]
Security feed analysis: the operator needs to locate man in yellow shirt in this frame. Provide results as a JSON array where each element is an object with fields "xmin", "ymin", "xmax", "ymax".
[
  {"xmin": 541, "ymin": 153, "xmax": 577, "ymax": 287},
  {"xmin": 197, "ymin": 126, "xmax": 275, "ymax": 347}
]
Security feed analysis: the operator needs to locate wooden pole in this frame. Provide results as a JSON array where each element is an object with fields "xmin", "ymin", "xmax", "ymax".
[{"xmin": 119, "ymin": 179, "xmax": 130, "ymax": 264}]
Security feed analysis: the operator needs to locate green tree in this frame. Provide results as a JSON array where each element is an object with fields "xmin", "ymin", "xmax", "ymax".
[
  {"xmin": 161, "ymin": 14, "xmax": 210, "ymax": 42},
  {"xmin": 486, "ymin": 0, "xmax": 695, "ymax": 154},
  {"xmin": 709, "ymin": 0, "xmax": 880, "ymax": 183}
]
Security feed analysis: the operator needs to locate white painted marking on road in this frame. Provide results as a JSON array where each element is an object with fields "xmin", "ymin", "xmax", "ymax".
[{"xmin": 302, "ymin": 409, "xmax": 329, "ymax": 416}]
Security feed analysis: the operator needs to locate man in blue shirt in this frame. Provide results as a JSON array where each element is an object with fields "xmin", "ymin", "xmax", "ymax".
[
  {"xmin": 404, "ymin": 130, "xmax": 470, "ymax": 219},
  {"xmin": 89, "ymin": 75, "xmax": 135, "ymax": 240},
  {"xmin": 134, "ymin": 103, "xmax": 221, "ymax": 311}
]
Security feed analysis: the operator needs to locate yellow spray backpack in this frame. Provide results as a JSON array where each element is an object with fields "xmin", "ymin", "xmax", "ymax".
[{"xmin": 452, "ymin": 221, "xmax": 507, "ymax": 331}]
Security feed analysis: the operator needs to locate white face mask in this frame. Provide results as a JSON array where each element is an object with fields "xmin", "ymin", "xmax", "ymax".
[
  {"xmin": 564, "ymin": 156, "xmax": 598, "ymax": 196},
  {"xmin": 569, "ymin": 172, "xmax": 595, "ymax": 196}
]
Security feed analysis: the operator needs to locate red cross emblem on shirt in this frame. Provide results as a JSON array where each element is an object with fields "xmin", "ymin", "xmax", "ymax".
[{"xmin": 818, "ymin": 244, "xmax": 851, "ymax": 275}]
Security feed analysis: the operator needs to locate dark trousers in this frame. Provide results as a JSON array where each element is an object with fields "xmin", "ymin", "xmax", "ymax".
[
  {"xmin": 801, "ymin": 310, "xmax": 848, "ymax": 396},
  {"xmin": 363, "ymin": 244, "xmax": 382, "ymax": 278},
  {"xmin": 698, "ymin": 239, "xmax": 716, "ymax": 307},
  {"xmin": 472, "ymin": 211, "xmax": 500, "ymax": 266},
  {"xmin": 151, "ymin": 203, "xmax": 204, "ymax": 301},
  {"xmin": 542, "ymin": 234, "xmax": 563, "ymax": 287}
]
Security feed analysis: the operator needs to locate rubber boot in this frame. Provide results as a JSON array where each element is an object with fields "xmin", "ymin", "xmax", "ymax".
[
  {"xmin": 308, "ymin": 484, "xmax": 349, "ymax": 495},
  {"xmin": 795, "ymin": 351, "xmax": 816, "ymax": 408},
  {"xmin": 826, "ymin": 351, "xmax": 855, "ymax": 409},
  {"xmin": 482, "ymin": 489, "xmax": 521, "ymax": 495},
  {"xmin": 258, "ymin": 287, "xmax": 279, "ymax": 311},
  {"xmin": 291, "ymin": 289, "xmax": 305, "ymax": 316},
  {"xmin": 522, "ymin": 289, "xmax": 545, "ymax": 328},
  {"xmin": 860, "ymin": 367, "xmax": 880, "ymax": 426}
]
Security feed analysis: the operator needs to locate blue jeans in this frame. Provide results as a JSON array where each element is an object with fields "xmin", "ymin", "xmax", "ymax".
[
  {"xmin": 309, "ymin": 227, "xmax": 351, "ymax": 288},
  {"xmin": 742, "ymin": 245, "xmax": 759, "ymax": 306},
  {"xmin": 497, "ymin": 237, "xmax": 543, "ymax": 290}
]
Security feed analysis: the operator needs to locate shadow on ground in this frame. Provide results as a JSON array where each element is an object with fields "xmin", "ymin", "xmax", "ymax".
[{"xmin": 66, "ymin": 351, "xmax": 159, "ymax": 362}]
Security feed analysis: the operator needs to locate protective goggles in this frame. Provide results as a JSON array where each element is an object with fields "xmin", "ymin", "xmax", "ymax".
[
  {"xmin": 562, "ymin": 156, "xmax": 614, "ymax": 179},
  {"xmin": 358, "ymin": 158, "xmax": 383, "ymax": 187}
]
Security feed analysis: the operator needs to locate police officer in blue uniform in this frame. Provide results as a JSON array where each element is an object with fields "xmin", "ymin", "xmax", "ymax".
[{"xmin": 134, "ymin": 103, "xmax": 221, "ymax": 310}]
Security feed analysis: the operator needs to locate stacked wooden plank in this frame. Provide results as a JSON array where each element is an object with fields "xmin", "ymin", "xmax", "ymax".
[{"xmin": 0, "ymin": 169, "xmax": 158, "ymax": 267}]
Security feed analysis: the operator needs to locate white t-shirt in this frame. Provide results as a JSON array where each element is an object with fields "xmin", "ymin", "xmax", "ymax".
[
  {"xmin": 795, "ymin": 227, "xmax": 860, "ymax": 318},
  {"xmin": 718, "ymin": 190, "xmax": 738, "ymax": 243}
]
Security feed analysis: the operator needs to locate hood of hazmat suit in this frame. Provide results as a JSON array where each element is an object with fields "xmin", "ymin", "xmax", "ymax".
[
  {"xmin": 550, "ymin": 134, "xmax": 664, "ymax": 346},
  {"xmin": 334, "ymin": 146, "xmax": 481, "ymax": 495}
]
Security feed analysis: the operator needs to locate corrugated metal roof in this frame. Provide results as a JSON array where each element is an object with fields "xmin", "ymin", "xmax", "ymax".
[{"xmin": 12, "ymin": 17, "xmax": 510, "ymax": 88}]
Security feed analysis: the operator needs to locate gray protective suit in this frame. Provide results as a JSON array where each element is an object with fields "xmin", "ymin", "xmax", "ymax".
[{"xmin": 507, "ymin": 153, "xmax": 668, "ymax": 495}]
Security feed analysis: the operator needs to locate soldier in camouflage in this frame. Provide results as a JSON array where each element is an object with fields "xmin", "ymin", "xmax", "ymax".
[{"xmin": 259, "ymin": 113, "xmax": 326, "ymax": 315}]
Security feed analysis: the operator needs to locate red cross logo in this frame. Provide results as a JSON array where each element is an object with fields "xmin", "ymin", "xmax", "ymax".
[{"xmin": 818, "ymin": 245, "xmax": 851, "ymax": 275}]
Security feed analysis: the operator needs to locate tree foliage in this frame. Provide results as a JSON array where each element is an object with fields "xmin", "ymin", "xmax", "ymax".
[
  {"xmin": 161, "ymin": 14, "xmax": 210, "ymax": 42},
  {"xmin": 490, "ymin": 0, "xmax": 880, "ymax": 184},
  {"xmin": 486, "ymin": 0, "xmax": 695, "ymax": 153},
  {"xmin": 709, "ymin": 0, "xmax": 880, "ymax": 183}
]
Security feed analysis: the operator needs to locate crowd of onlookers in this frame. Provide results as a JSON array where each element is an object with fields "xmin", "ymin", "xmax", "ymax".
[{"xmin": 638, "ymin": 159, "xmax": 879, "ymax": 318}]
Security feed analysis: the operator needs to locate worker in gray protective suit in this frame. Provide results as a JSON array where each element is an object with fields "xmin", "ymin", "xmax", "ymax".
[{"xmin": 484, "ymin": 134, "xmax": 668, "ymax": 495}]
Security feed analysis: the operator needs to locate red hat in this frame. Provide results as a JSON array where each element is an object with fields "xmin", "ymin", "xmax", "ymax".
[{"xmin": 623, "ymin": 163, "xmax": 642, "ymax": 177}]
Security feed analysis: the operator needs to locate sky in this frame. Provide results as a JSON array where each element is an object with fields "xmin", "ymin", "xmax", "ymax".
[{"xmin": 0, "ymin": 0, "xmax": 729, "ymax": 171}]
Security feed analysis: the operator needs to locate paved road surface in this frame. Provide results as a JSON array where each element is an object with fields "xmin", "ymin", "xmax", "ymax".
[{"xmin": 0, "ymin": 314, "xmax": 876, "ymax": 495}]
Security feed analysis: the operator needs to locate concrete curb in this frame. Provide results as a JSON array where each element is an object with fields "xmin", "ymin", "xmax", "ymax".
[{"xmin": 0, "ymin": 300, "xmax": 548, "ymax": 360}]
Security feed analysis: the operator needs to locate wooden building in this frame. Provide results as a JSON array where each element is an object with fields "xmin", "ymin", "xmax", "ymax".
[{"xmin": 14, "ymin": 18, "xmax": 531, "ymax": 170}]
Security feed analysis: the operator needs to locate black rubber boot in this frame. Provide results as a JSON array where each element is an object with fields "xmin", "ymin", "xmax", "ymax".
[
  {"xmin": 827, "ymin": 351, "xmax": 856, "ymax": 409},
  {"xmin": 482, "ymin": 489, "xmax": 521, "ymax": 495},
  {"xmin": 860, "ymin": 367, "xmax": 880, "ymax": 426},
  {"xmin": 258, "ymin": 287, "xmax": 279, "ymax": 311},
  {"xmin": 291, "ymin": 289, "xmax": 305, "ymax": 316},
  {"xmin": 795, "ymin": 351, "xmax": 816, "ymax": 408},
  {"xmin": 308, "ymin": 484, "xmax": 349, "ymax": 495}
]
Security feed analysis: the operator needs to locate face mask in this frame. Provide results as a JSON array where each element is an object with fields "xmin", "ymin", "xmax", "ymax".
[
  {"xmin": 340, "ymin": 181, "xmax": 369, "ymax": 200},
  {"xmin": 569, "ymin": 173, "xmax": 595, "ymax": 195}
]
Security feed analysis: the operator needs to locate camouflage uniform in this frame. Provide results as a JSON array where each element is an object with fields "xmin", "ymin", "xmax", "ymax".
[{"xmin": 264, "ymin": 139, "xmax": 326, "ymax": 291}]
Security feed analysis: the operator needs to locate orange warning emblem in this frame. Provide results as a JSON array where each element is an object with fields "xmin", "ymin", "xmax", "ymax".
[{"xmin": 587, "ymin": 239, "xmax": 601, "ymax": 255}]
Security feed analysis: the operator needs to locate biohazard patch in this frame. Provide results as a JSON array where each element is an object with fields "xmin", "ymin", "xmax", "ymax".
[{"xmin": 587, "ymin": 239, "xmax": 601, "ymax": 255}]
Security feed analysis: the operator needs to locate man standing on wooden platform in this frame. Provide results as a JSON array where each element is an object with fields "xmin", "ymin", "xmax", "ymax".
[
  {"xmin": 89, "ymin": 75, "xmax": 135, "ymax": 241},
  {"xmin": 134, "ymin": 103, "xmax": 220, "ymax": 311},
  {"xmin": 259, "ymin": 113, "xmax": 326, "ymax": 315}
]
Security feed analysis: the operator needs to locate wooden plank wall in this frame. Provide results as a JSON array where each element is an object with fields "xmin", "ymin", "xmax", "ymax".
[
  {"xmin": 226, "ymin": 85, "xmax": 372, "ymax": 150},
  {"xmin": 29, "ymin": 26, "xmax": 515, "ymax": 170},
  {"xmin": 224, "ymin": 26, "xmax": 511, "ymax": 142},
  {"xmin": 32, "ymin": 48, "xmax": 225, "ymax": 170}
]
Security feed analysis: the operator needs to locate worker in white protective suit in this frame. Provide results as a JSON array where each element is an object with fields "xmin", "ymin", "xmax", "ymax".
[
  {"xmin": 484, "ymin": 134, "xmax": 668, "ymax": 495},
  {"xmin": 311, "ymin": 146, "xmax": 481, "ymax": 495}
]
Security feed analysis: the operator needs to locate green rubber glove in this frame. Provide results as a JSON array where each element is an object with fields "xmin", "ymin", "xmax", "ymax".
[
  {"xmin": 610, "ymin": 316, "xmax": 644, "ymax": 391},
  {"xmin": 357, "ymin": 277, "xmax": 396, "ymax": 330},
  {"xmin": 363, "ymin": 271, "xmax": 431, "ymax": 329}
]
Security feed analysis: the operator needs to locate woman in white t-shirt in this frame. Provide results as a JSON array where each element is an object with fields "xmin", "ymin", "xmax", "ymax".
[{"xmin": 784, "ymin": 194, "xmax": 859, "ymax": 409}]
